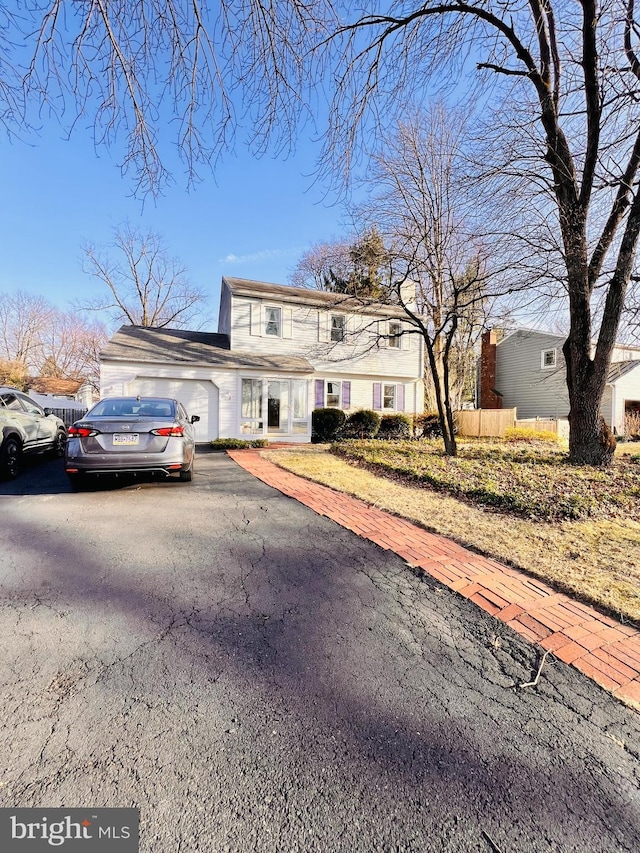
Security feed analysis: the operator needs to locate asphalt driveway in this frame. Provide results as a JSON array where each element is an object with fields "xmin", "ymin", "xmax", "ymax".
[{"xmin": 0, "ymin": 452, "xmax": 639, "ymax": 852}]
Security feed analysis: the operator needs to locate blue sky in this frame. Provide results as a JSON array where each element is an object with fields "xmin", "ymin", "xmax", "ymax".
[{"xmin": 0, "ymin": 120, "xmax": 347, "ymax": 330}]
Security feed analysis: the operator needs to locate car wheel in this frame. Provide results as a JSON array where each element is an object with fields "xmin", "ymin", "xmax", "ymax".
[
  {"xmin": 179, "ymin": 458, "xmax": 194, "ymax": 482},
  {"xmin": 1, "ymin": 437, "xmax": 22, "ymax": 480},
  {"xmin": 52, "ymin": 429, "xmax": 67, "ymax": 457}
]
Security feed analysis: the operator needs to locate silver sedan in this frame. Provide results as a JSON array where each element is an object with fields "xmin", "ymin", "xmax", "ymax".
[{"xmin": 65, "ymin": 396, "xmax": 200, "ymax": 487}]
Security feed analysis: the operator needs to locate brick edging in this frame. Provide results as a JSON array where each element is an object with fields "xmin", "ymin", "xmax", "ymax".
[{"xmin": 228, "ymin": 450, "xmax": 640, "ymax": 710}]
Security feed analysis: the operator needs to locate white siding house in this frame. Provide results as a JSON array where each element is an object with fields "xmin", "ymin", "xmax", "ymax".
[
  {"xmin": 100, "ymin": 277, "xmax": 424, "ymax": 442},
  {"xmin": 480, "ymin": 328, "xmax": 640, "ymax": 434}
]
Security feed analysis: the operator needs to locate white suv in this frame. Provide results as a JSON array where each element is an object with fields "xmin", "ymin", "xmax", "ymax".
[{"xmin": 0, "ymin": 387, "xmax": 67, "ymax": 479}]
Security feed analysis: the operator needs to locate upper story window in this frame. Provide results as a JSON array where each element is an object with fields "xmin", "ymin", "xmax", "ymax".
[
  {"xmin": 330, "ymin": 314, "xmax": 346, "ymax": 342},
  {"xmin": 250, "ymin": 302, "xmax": 292, "ymax": 339},
  {"xmin": 388, "ymin": 321, "xmax": 402, "ymax": 349},
  {"xmin": 541, "ymin": 348, "xmax": 557, "ymax": 369},
  {"xmin": 265, "ymin": 307, "xmax": 282, "ymax": 337}
]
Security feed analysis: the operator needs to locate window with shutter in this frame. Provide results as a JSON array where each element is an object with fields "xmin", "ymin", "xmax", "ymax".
[
  {"xmin": 326, "ymin": 381, "xmax": 341, "ymax": 407},
  {"xmin": 383, "ymin": 384, "xmax": 396, "ymax": 410}
]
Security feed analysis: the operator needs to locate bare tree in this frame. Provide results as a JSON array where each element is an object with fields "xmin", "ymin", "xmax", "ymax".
[
  {"xmin": 36, "ymin": 314, "xmax": 108, "ymax": 391},
  {"xmin": 0, "ymin": 289, "xmax": 109, "ymax": 389},
  {"xmin": 354, "ymin": 105, "xmax": 504, "ymax": 455},
  {"xmin": 290, "ymin": 239, "xmax": 354, "ymax": 290},
  {"xmin": 291, "ymin": 229, "xmax": 389, "ymax": 298},
  {"xmin": 9, "ymin": 2, "xmax": 640, "ymax": 463},
  {"xmin": 316, "ymin": 2, "xmax": 640, "ymax": 465},
  {"xmin": 3, "ymin": 1, "xmax": 332, "ymax": 196},
  {"xmin": 0, "ymin": 291, "xmax": 55, "ymax": 368},
  {"xmin": 80, "ymin": 224, "xmax": 208, "ymax": 329}
]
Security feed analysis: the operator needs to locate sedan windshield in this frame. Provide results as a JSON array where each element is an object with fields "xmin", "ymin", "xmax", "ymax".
[{"xmin": 88, "ymin": 398, "xmax": 176, "ymax": 419}]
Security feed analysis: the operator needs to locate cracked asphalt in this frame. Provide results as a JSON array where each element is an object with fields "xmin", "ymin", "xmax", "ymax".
[{"xmin": 1, "ymin": 451, "xmax": 639, "ymax": 852}]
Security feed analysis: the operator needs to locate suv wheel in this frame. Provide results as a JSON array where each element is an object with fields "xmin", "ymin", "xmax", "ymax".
[
  {"xmin": 52, "ymin": 429, "xmax": 67, "ymax": 457},
  {"xmin": 1, "ymin": 437, "xmax": 22, "ymax": 480}
]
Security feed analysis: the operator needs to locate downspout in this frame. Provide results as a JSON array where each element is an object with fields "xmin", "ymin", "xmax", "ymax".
[{"xmin": 609, "ymin": 382, "xmax": 617, "ymax": 434}]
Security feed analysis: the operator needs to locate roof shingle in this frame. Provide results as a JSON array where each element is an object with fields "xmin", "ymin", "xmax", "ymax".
[
  {"xmin": 223, "ymin": 276, "xmax": 412, "ymax": 319},
  {"xmin": 101, "ymin": 325, "xmax": 314, "ymax": 373}
]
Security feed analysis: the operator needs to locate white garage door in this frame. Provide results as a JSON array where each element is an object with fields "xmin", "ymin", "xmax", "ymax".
[{"xmin": 127, "ymin": 378, "xmax": 218, "ymax": 442}]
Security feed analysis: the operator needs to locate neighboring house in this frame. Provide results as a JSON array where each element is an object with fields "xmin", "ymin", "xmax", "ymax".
[
  {"xmin": 28, "ymin": 377, "xmax": 84, "ymax": 399},
  {"xmin": 28, "ymin": 377, "xmax": 97, "ymax": 407},
  {"xmin": 479, "ymin": 328, "xmax": 640, "ymax": 434},
  {"xmin": 99, "ymin": 276, "xmax": 424, "ymax": 442}
]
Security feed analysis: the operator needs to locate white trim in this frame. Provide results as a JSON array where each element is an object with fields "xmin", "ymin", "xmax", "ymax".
[
  {"xmin": 388, "ymin": 320, "xmax": 403, "ymax": 350},
  {"xmin": 238, "ymin": 374, "xmax": 311, "ymax": 440},
  {"xmin": 541, "ymin": 348, "xmax": 557, "ymax": 369},
  {"xmin": 330, "ymin": 313, "xmax": 346, "ymax": 343},
  {"xmin": 382, "ymin": 382, "xmax": 397, "ymax": 410},
  {"xmin": 264, "ymin": 305, "xmax": 283, "ymax": 338}
]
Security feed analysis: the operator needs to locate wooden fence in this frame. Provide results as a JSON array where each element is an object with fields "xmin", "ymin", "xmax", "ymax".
[
  {"xmin": 454, "ymin": 408, "xmax": 569, "ymax": 438},
  {"xmin": 454, "ymin": 408, "xmax": 516, "ymax": 437},
  {"xmin": 515, "ymin": 417, "xmax": 570, "ymax": 439}
]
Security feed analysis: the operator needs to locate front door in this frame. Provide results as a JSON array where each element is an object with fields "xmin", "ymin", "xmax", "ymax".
[{"xmin": 267, "ymin": 381, "xmax": 289, "ymax": 435}]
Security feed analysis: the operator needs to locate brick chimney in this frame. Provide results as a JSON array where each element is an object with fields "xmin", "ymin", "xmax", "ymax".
[{"xmin": 480, "ymin": 330, "xmax": 502, "ymax": 409}]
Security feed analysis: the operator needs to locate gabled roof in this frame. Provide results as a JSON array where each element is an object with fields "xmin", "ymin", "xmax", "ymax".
[
  {"xmin": 101, "ymin": 325, "xmax": 314, "ymax": 373},
  {"xmin": 608, "ymin": 360, "xmax": 640, "ymax": 383},
  {"xmin": 29, "ymin": 377, "xmax": 84, "ymax": 396},
  {"xmin": 223, "ymin": 276, "xmax": 411, "ymax": 319},
  {"xmin": 496, "ymin": 327, "xmax": 566, "ymax": 347}
]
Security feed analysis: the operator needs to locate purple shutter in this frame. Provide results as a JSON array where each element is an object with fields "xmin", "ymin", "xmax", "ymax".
[
  {"xmin": 315, "ymin": 379, "xmax": 325, "ymax": 408},
  {"xmin": 342, "ymin": 381, "xmax": 351, "ymax": 409},
  {"xmin": 397, "ymin": 383, "xmax": 405, "ymax": 411},
  {"xmin": 373, "ymin": 382, "xmax": 382, "ymax": 410}
]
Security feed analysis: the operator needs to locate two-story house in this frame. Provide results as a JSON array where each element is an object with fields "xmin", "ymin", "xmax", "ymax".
[
  {"xmin": 99, "ymin": 277, "xmax": 424, "ymax": 442},
  {"xmin": 479, "ymin": 328, "xmax": 640, "ymax": 434}
]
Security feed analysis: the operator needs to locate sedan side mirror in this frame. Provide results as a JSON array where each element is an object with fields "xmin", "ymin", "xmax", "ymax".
[{"xmin": 190, "ymin": 415, "xmax": 200, "ymax": 424}]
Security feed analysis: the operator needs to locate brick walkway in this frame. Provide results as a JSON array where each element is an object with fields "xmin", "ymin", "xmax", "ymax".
[{"xmin": 228, "ymin": 449, "xmax": 640, "ymax": 711}]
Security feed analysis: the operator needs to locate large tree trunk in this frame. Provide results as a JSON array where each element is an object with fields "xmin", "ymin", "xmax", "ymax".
[
  {"xmin": 558, "ymin": 204, "xmax": 618, "ymax": 466},
  {"xmin": 563, "ymin": 288, "xmax": 616, "ymax": 467},
  {"xmin": 424, "ymin": 335, "xmax": 457, "ymax": 456}
]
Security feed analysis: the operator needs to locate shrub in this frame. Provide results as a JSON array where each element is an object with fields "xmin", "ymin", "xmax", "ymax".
[
  {"xmin": 624, "ymin": 410, "xmax": 640, "ymax": 440},
  {"xmin": 312, "ymin": 407, "xmax": 346, "ymax": 443},
  {"xmin": 412, "ymin": 412, "xmax": 442, "ymax": 439},
  {"xmin": 210, "ymin": 438, "xmax": 269, "ymax": 450},
  {"xmin": 341, "ymin": 409, "xmax": 381, "ymax": 439},
  {"xmin": 504, "ymin": 427, "xmax": 560, "ymax": 443},
  {"xmin": 377, "ymin": 413, "xmax": 412, "ymax": 440}
]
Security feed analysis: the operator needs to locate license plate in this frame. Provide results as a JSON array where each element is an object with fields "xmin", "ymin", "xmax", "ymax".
[{"xmin": 113, "ymin": 433, "xmax": 139, "ymax": 446}]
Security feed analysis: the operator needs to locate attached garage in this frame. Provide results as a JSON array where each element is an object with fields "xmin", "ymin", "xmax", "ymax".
[
  {"xmin": 126, "ymin": 377, "xmax": 219, "ymax": 442},
  {"xmin": 99, "ymin": 325, "xmax": 315, "ymax": 443}
]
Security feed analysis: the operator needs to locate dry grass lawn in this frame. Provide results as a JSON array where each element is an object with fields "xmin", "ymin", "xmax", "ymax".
[{"xmin": 264, "ymin": 445, "xmax": 640, "ymax": 625}]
